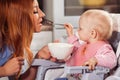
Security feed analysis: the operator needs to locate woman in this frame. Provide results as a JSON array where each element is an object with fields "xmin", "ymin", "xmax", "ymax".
[
  {"xmin": 33, "ymin": 0, "xmax": 45, "ymax": 32},
  {"xmin": 0, "ymin": 0, "xmax": 49, "ymax": 79},
  {"xmin": 20, "ymin": 0, "xmax": 46, "ymax": 80}
]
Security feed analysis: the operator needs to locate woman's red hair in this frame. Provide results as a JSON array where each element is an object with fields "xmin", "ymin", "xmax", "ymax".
[{"xmin": 0, "ymin": 0, "xmax": 34, "ymax": 66}]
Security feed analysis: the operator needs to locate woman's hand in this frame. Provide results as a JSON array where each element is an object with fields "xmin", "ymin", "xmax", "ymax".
[
  {"xmin": 64, "ymin": 23, "xmax": 74, "ymax": 37},
  {"xmin": 1, "ymin": 57, "xmax": 24, "ymax": 76},
  {"xmin": 36, "ymin": 40, "xmax": 65, "ymax": 62},
  {"xmin": 36, "ymin": 40, "xmax": 60, "ymax": 60},
  {"xmin": 36, "ymin": 45, "xmax": 58, "ymax": 62},
  {"xmin": 36, "ymin": 45, "xmax": 51, "ymax": 60}
]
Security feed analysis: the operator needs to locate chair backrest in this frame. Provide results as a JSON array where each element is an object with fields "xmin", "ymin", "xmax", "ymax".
[
  {"xmin": 108, "ymin": 14, "xmax": 120, "ymax": 68},
  {"xmin": 108, "ymin": 14, "xmax": 120, "ymax": 53}
]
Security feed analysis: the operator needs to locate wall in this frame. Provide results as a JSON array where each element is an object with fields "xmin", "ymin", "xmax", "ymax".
[{"xmin": 31, "ymin": 31, "xmax": 53, "ymax": 54}]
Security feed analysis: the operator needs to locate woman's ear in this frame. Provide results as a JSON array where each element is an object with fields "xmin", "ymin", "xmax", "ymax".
[{"xmin": 90, "ymin": 29, "xmax": 97, "ymax": 39}]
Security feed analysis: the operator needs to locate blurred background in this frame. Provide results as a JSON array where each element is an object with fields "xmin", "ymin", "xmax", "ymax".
[{"xmin": 31, "ymin": 0, "xmax": 120, "ymax": 53}]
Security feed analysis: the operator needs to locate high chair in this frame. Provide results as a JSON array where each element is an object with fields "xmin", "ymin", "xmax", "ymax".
[
  {"xmin": 31, "ymin": 14, "xmax": 120, "ymax": 80},
  {"xmin": 32, "ymin": 59, "xmax": 110, "ymax": 80},
  {"xmin": 32, "ymin": 37, "xmax": 119, "ymax": 80},
  {"xmin": 32, "ymin": 59, "xmax": 64, "ymax": 80},
  {"xmin": 105, "ymin": 41, "xmax": 120, "ymax": 80}
]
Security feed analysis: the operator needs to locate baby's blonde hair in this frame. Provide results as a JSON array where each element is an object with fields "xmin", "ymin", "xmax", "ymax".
[{"xmin": 80, "ymin": 9, "xmax": 113, "ymax": 40}]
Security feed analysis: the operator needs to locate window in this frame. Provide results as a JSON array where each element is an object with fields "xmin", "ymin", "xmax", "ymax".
[{"xmin": 65, "ymin": 0, "xmax": 120, "ymax": 16}]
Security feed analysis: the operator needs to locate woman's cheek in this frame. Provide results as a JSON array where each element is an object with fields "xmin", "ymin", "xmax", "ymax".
[{"xmin": 33, "ymin": 16, "xmax": 38, "ymax": 32}]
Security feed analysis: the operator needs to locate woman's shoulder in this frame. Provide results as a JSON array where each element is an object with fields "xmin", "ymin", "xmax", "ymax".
[{"xmin": 0, "ymin": 46, "xmax": 13, "ymax": 66}]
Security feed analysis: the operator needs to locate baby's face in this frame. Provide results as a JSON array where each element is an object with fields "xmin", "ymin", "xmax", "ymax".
[{"xmin": 77, "ymin": 19, "xmax": 91, "ymax": 42}]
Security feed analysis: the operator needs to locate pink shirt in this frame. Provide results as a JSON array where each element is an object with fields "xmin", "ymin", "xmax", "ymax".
[{"xmin": 66, "ymin": 36, "xmax": 117, "ymax": 69}]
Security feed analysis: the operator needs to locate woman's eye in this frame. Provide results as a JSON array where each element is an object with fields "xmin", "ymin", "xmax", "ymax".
[
  {"xmin": 33, "ymin": 11, "xmax": 38, "ymax": 14},
  {"xmin": 79, "ymin": 28, "xmax": 81, "ymax": 30}
]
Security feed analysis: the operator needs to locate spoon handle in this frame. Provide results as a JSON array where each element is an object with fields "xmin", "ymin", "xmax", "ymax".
[{"xmin": 53, "ymin": 23, "xmax": 64, "ymax": 26}]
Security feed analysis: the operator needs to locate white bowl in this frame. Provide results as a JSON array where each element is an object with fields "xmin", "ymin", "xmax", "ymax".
[{"xmin": 48, "ymin": 43, "xmax": 74, "ymax": 60}]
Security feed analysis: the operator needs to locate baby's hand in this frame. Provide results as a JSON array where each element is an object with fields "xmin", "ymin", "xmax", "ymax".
[
  {"xmin": 64, "ymin": 23, "xmax": 74, "ymax": 37},
  {"xmin": 83, "ymin": 57, "xmax": 98, "ymax": 70}
]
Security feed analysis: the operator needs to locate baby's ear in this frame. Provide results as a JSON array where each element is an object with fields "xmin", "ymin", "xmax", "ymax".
[{"xmin": 90, "ymin": 29, "xmax": 97, "ymax": 39}]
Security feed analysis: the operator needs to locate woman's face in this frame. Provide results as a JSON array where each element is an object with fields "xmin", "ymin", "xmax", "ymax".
[{"xmin": 33, "ymin": 0, "xmax": 45, "ymax": 32}]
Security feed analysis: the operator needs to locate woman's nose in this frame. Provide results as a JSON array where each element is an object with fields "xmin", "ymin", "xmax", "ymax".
[{"xmin": 38, "ymin": 9, "xmax": 45, "ymax": 18}]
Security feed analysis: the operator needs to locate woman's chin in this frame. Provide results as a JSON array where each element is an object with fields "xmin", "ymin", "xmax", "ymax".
[
  {"xmin": 34, "ymin": 27, "xmax": 41, "ymax": 32},
  {"xmin": 34, "ymin": 30, "xmax": 41, "ymax": 33},
  {"xmin": 34, "ymin": 24, "xmax": 42, "ymax": 32}
]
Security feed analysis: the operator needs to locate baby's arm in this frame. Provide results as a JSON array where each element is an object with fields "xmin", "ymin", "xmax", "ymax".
[
  {"xmin": 94, "ymin": 44, "xmax": 117, "ymax": 69},
  {"xmin": 83, "ymin": 44, "xmax": 117, "ymax": 70},
  {"xmin": 64, "ymin": 23, "xmax": 82, "ymax": 48}
]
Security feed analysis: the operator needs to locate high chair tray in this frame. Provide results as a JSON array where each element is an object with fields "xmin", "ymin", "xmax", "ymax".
[
  {"xmin": 65, "ymin": 66, "xmax": 110, "ymax": 74},
  {"xmin": 32, "ymin": 59, "xmax": 64, "ymax": 66}
]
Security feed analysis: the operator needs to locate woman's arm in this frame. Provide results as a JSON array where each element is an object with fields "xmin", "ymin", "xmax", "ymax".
[
  {"xmin": 0, "ymin": 66, "xmax": 6, "ymax": 77},
  {"xmin": 20, "ymin": 45, "xmax": 54, "ymax": 80},
  {"xmin": 19, "ymin": 66, "xmax": 38, "ymax": 80}
]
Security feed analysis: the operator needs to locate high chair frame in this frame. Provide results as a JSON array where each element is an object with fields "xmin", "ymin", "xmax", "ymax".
[{"xmin": 32, "ymin": 59, "xmax": 110, "ymax": 80}]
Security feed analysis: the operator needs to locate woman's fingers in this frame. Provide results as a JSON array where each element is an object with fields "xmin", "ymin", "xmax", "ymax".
[
  {"xmin": 2, "ymin": 57, "xmax": 24, "ymax": 76},
  {"xmin": 17, "ymin": 57, "xmax": 24, "ymax": 65}
]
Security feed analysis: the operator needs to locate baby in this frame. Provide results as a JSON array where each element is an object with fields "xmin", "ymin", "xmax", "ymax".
[
  {"xmin": 64, "ymin": 9, "xmax": 117, "ymax": 70},
  {"xmin": 36, "ymin": 9, "xmax": 117, "ymax": 80}
]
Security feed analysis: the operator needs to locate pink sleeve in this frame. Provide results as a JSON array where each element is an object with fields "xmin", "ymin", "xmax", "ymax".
[
  {"xmin": 67, "ymin": 35, "xmax": 80, "ymax": 47},
  {"xmin": 67, "ymin": 35, "xmax": 81, "ymax": 52},
  {"xmin": 95, "ymin": 44, "xmax": 117, "ymax": 69}
]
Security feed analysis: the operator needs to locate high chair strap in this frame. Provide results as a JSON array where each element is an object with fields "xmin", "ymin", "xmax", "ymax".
[
  {"xmin": 116, "ymin": 41, "xmax": 120, "ymax": 66},
  {"xmin": 116, "ymin": 41, "xmax": 120, "ymax": 58}
]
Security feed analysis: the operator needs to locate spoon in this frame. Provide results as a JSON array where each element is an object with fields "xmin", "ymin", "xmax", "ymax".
[{"xmin": 42, "ymin": 18, "xmax": 64, "ymax": 26}]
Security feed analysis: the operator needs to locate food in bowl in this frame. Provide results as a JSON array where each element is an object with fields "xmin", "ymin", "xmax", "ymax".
[{"xmin": 48, "ymin": 43, "xmax": 74, "ymax": 60}]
